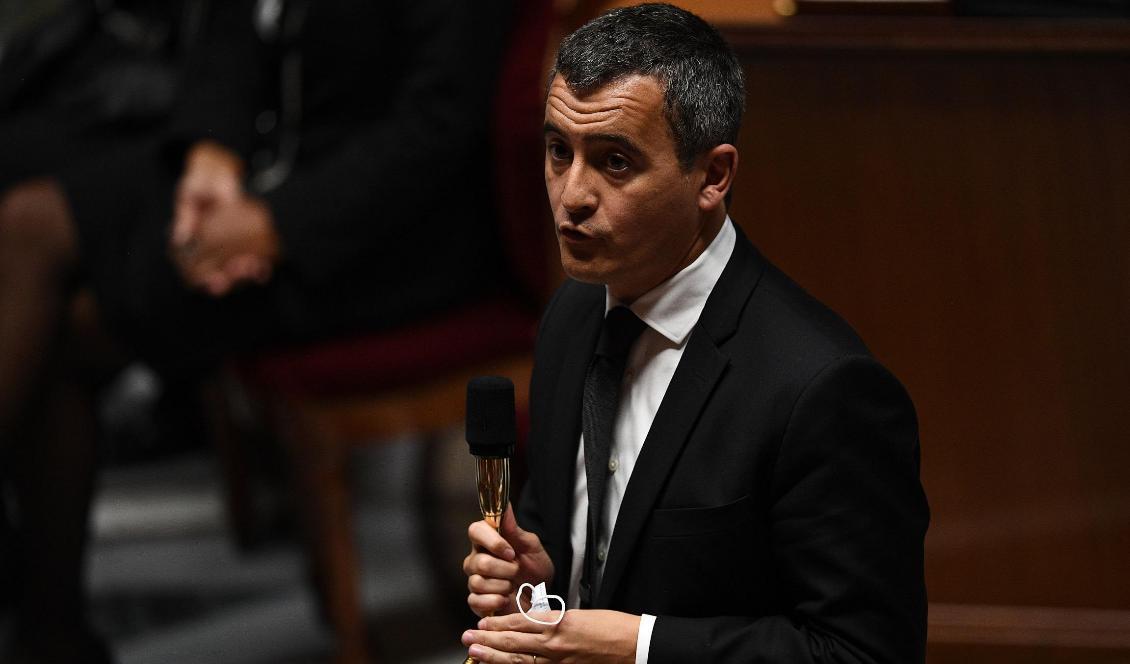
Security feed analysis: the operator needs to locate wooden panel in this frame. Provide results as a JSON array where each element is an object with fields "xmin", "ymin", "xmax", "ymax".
[
  {"xmin": 929, "ymin": 603, "xmax": 1130, "ymax": 648},
  {"xmin": 591, "ymin": 0, "xmax": 783, "ymax": 24},
  {"xmin": 726, "ymin": 26, "xmax": 1130, "ymax": 624},
  {"xmin": 726, "ymin": 17, "xmax": 1130, "ymax": 51},
  {"xmin": 928, "ymin": 644, "xmax": 1130, "ymax": 664}
]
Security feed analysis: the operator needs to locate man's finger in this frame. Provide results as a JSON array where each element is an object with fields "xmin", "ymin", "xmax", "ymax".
[
  {"xmin": 499, "ymin": 505, "xmax": 542, "ymax": 554},
  {"xmin": 465, "ymin": 551, "xmax": 519, "ymax": 580},
  {"xmin": 170, "ymin": 199, "xmax": 200, "ymax": 249},
  {"xmin": 479, "ymin": 611, "xmax": 550, "ymax": 633},
  {"xmin": 203, "ymin": 271, "xmax": 232, "ymax": 297},
  {"xmin": 463, "ymin": 632, "xmax": 542, "ymax": 659},
  {"xmin": 468, "ymin": 520, "xmax": 516, "ymax": 561},
  {"xmin": 463, "ymin": 643, "xmax": 520, "ymax": 664},
  {"xmin": 224, "ymin": 254, "xmax": 270, "ymax": 286},
  {"xmin": 468, "ymin": 592, "xmax": 512, "ymax": 617},
  {"xmin": 468, "ymin": 574, "xmax": 513, "ymax": 596}
]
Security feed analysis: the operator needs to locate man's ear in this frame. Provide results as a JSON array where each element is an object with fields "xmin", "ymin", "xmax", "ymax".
[{"xmin": 697, "ymin": 144, "xmax": 738, "ymax": 212}]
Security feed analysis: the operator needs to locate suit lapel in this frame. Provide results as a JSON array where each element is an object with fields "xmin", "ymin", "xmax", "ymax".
[
  {"xmin": 540, "ymin": 284, "xmax": 604, "ymax": 588},
  {"xmin": 595, "ymin": 330, "xmax": 727, "ymax": 606},
  {"xmin": 596, "ymin": 228, "xmax": 767, "ymax": 606}
]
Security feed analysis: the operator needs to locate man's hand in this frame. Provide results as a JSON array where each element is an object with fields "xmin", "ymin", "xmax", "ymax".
[
  {"xmin": 171, "ymin": 194, "xmax": 281, "ymax": 297},
  {"xmin": 168, "ymin": 140, "xmax": 280, "ymax": 296},
  {"xmin": 464, "ymin": 505, "xmax": 555, "ymax": 617},
  {"xmin": 462, "ymin": 609, "xmax": 640, "ymax": 664},
  {"xmin": 171, "ymin": 140, "xmax": 244, "ymax": 251}
]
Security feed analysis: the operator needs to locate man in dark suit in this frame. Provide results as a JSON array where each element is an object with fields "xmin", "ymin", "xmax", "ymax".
[{"xmin": 462, "ymin": 4, "xmax": 929, "ymax": 663}]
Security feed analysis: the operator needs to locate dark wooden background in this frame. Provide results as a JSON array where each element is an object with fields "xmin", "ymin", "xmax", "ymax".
[{"xmin": 723, "ymin": 15, "xmax": 1130, "ymax": 664}]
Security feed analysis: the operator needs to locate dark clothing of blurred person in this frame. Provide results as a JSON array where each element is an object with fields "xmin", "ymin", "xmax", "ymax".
[
  {"xmin": 0, "ymin": 1, "xmax": 514, "ymax": 661},
  {"xmin": 63, "ymin": 0, "xmax": 513, "ymax": 375}
]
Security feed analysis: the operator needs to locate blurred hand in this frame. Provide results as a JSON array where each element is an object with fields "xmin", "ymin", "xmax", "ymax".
[
  {"xmin": 172, "ymin": 193, "xmax": 281, "ymax": 297},
  {"xmin": 170, "ymin": 140, "xmax": 244, "ymax": 253},
  {"xmin": 464, "ymin": 505, "xmax": 555, "ymax": 617}
]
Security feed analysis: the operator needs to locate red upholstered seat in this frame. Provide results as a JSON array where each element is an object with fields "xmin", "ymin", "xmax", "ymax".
[{"xmin": 239, "ymin": 298, "xmax": 537, "ymax": 399}]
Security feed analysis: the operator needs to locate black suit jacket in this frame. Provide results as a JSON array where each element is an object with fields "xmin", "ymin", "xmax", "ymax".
[{"xmin": 517, "ymin": 227, "xmax": 929, "ymax": 663}]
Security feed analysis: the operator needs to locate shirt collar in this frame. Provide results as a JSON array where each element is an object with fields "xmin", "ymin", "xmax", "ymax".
[{"xmin": 606, "ymin": 217, "xmax": 737, "ymax": 346}]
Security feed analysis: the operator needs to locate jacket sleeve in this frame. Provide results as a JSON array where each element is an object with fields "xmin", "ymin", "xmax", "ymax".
[
  {"xmin": 650, "ymin": 355, "xmax": 929, "ymax": 664},
  {"xmin": 166, "ymin": 0, "xmax": 264, "ymax": 159}
]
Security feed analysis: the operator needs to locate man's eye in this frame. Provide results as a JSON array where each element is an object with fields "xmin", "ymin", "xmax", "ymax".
[
  {"xmin": 606, "ymin": 154, "xmax": 629, "ymax": 172},
  {"xmin": 547, "ymin": 143, "xmax": 570, "ymax": 161}
]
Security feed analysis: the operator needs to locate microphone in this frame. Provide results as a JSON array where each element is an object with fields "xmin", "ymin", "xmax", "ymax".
[
  {"xmin": 465, "ymin": 375, "xmax": 515, "ymax": 528},
  {"xmin": 463, "ymin": 376, "xmax": 516, "ymax": 664}
]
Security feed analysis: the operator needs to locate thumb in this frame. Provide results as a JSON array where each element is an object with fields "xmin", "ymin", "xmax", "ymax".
[
  {"xmin": 499, "ymin": 504, "xmax": 541, "ymax": 554},
  {"xmin": 171, "ymin": 199, "xmax": 200, "ymax": 248}
]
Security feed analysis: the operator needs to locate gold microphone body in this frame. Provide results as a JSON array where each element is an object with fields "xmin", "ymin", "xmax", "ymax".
[
  {"xmin": 465, "ymin": 456, "xmax": 510, "ymax": 664},
  {"xmin": 462, "ymin": 376, "xmax": 517, "ymax": 664}
]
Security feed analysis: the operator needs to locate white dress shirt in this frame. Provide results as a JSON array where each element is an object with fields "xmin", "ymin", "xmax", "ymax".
[{"xmin": 566, "ymin": 218, "xmax": 737, "ymax": 664}]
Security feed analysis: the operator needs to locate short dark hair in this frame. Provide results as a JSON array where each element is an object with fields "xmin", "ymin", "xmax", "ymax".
[{"xmin": 550, "ymin": 3, "xmax": 744, "ymax": 168}]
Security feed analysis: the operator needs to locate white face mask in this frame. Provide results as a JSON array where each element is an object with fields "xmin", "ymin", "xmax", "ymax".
[{"xmin": 517, "ymin": 582, "xmax": 566, "ymax": 626}]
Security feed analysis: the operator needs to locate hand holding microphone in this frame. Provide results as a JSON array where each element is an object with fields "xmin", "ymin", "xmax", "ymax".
[
  {"xmin": 462, "ymin": 377, "xmax": 554, "ymax": 618},
  {"xmin": 461, "ymin": 378, "xmax": 636, "ymax": 664},
  {"xmin": 464, "ymin": 505, "xmax": 554, "ymax": 617}
]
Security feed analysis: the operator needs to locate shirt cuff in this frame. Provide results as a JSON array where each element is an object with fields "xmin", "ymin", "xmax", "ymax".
[{"xmin": 635, "ymin": 614, "xmax": 656, "ymax": 664}]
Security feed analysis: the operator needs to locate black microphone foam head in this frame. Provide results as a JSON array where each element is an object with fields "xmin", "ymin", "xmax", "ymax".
[{"xmin": 466, "ymin": 376, "xmax": 516, "ymax": 458}]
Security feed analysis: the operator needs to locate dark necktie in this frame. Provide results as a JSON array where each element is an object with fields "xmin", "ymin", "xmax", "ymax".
[{"xmin": 579, "ymin": 306, "xmax": 646, "ymax": 607}]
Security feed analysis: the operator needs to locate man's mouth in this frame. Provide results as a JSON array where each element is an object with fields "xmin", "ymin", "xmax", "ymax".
[{"xmin": 558, "ymin": 224, "xmax": 595, "ymax": 242}]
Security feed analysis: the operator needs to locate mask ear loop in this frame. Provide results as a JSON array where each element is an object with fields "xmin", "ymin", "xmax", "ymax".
[{"xmin": 517, "ymin": 582, "xmax": 566, "ymax": 626}]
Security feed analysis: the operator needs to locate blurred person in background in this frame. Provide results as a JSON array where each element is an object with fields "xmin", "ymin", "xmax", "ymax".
[{"xmin": 0, "ymin": 1, "xmax": 513, "ymax": 661}]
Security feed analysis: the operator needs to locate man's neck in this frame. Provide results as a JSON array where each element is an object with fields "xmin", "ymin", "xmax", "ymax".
[{"xmin": 609, "ymin": 208, "xmax": 727, "ymax": 304}]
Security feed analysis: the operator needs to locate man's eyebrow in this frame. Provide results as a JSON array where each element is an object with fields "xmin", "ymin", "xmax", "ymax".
[
  {"xmin": 588, "ymin": 133, "xmax": 643, "ymax": 155},
  {"xmin": 542, "ymin": 123, "xmax": 642, "ymax": 155}
]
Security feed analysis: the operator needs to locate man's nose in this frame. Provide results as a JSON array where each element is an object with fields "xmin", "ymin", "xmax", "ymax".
[{"xmin": 559, "ymin": 162, "xmax": 597, "ymax": 217}]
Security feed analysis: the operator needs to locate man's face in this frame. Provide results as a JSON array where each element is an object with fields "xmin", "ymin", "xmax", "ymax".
[{"xmin": 544, "ymin": 74, "xmax": 711, "ymax": 302}]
